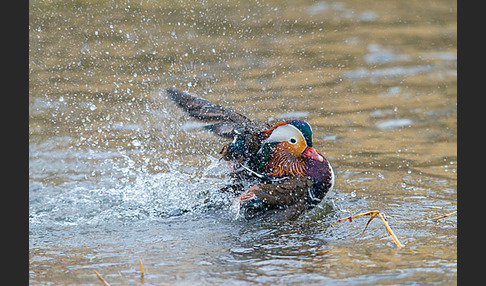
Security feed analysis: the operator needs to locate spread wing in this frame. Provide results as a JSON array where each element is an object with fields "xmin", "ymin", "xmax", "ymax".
[{"xmin": 166, "ymin": 88, "xmax": 261, "ymax": 138}]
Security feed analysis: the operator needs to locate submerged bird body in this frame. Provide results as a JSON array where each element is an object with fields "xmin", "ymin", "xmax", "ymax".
[{"xmin": 166, "ymin": 88, "xmax": 334, "ymax": 220}]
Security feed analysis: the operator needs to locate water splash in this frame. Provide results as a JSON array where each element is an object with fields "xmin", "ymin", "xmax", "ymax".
[{"xmin": 29, "ymin": 151, "xmax": 233, "ymax": 233}]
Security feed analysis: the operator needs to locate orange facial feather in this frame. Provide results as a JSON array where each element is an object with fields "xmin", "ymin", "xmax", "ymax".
[{"xmin": 266, "ymin": 144, "xmax": 307, "ymax": 177}]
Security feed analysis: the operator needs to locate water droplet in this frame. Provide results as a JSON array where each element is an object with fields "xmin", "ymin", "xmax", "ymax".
[{"xmin": 132, "ymin": 139, "xmax": 141, "ymax": 147}]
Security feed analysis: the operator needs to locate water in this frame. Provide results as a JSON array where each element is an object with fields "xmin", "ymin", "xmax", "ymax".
[{"xmin": 29, "ymin": 0, "xmax": 456, "ymax": 284}]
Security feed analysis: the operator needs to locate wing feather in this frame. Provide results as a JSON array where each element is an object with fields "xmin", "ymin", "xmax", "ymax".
[
  {"xmin": 166, "ymin": 88, "xmax": 260, "ymax": 138},
  {"xmin": 166, "ymin": 88, "xmax": 252, "ymax": 124}
]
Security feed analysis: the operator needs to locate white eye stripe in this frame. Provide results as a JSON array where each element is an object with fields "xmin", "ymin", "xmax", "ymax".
[{"xmin": 265, "ymin": 124, "xmax": 305, "ymax": 145}]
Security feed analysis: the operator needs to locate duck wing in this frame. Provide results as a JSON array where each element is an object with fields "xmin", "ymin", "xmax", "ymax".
[{"xmin": 166, "ymin": 88, "xmax": 261, "ymax": 138}]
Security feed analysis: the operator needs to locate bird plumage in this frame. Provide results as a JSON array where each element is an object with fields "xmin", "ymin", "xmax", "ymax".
[{"xmin": 166, "ymin": 88, "xmax": 334, "ymax": 220}]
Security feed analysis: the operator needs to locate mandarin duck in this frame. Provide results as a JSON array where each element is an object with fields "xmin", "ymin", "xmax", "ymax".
[{"xmin": 166, "ymin": 88, "xmax": 334, "ymax": 220}]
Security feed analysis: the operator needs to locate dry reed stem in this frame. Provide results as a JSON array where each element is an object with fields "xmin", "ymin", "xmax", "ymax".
[
  {"xmin": 427, "ymin": 210, "xmax": 457, "ymax": 221},
  {"xmin": 139, "ymin": 258, "xmax": 145, "ymax": 283},
  {"xmin": 332, "ymin": 210, "xmax": 404, "ymax": 248},
  {"xmin": 94, "ymin": 270, "xmax": 111, "ymax": 286},
  {"xmin": 139, "ymin": 258, "xmax": 144, "ymax": 274}
]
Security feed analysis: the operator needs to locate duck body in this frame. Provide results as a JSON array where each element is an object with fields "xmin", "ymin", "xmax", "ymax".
[{"xmin": 166, "ymin": 88, "xmax": 334, "ymax": 220}]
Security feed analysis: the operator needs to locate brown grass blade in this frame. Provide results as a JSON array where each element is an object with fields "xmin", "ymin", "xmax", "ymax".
[{"xmin": 94, "ymin": 270, "xmax": 111, "ymax": 286}]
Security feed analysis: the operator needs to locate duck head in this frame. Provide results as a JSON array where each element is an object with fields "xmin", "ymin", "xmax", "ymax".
[
  {"xmin": 262, "ymin": 120, "xmax": 323, "ymax": 162},
  {"xmin": 258, "ymin": 120, "xmax": 324, "ymax": 176}
]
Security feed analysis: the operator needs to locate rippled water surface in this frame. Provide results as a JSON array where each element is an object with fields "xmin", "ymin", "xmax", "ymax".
[{"xmin": 29, "ymin": 0, "xmax": 457, "ymax": 284}]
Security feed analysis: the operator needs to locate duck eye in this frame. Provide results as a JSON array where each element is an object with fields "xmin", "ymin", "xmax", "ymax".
[{"xmin": 289, "ymin": 138, "xmax": 297, "ymax": 144}]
